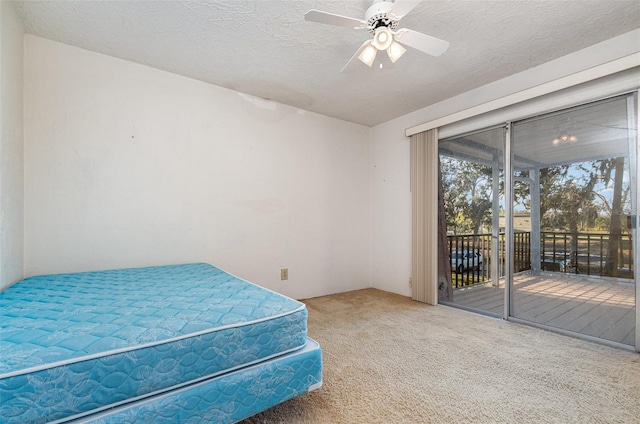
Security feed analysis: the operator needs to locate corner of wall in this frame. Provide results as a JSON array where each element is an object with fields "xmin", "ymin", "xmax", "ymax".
[
  {"xmin": 368, "ymin": 126, "xmax": 375, "ymax": 290},
  {"xmin": 0, "ymin": 1, "xmax": 25, "ymax": 290}
]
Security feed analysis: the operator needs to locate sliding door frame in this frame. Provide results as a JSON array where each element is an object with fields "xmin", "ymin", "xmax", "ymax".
[
  {"xmin": 437, "ymin": 124, "xmax": 506, "ymax": 318},
  {"xmin": 506, "ymin": 92, "xmax": 639, "ymax": 352},
  {"xmin": 438, "ymin": 90, "xmax": 640, "ymax": 352},
  {"xmin": 504, "ymin": 123, "xmax": 513, "ymax": 320},
  {"xmin": 632, "ymin": 92, "xmax": 639, "ymax": 352}
]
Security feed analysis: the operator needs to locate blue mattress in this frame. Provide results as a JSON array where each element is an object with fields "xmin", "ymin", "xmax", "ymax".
[
  {"xmin": 71, "ymin": 338, "xmax": 322, "ymax": 424},
  {"xmin": 0, "ymin": 263, "xmax": 309, "ymax": 423}
]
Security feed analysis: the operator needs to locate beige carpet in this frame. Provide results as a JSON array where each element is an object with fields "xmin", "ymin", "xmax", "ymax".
[{"xmin": 242, "ymin": 289, "xmax": 640, "ymax": 423}]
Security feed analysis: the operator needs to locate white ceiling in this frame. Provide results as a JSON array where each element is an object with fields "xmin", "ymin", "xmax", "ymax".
[{"xmin": 12, "ymin": 0, "xmax": 640, "ymax": 127}]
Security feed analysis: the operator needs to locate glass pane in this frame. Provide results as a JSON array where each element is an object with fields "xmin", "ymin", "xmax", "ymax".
[
  {"xmin": 438, "ymin": 127, "xmax": 505, "ymax": 316},
  {"xmin": 511, "ymin": 95, "xmax": 636, "ymax": 346}
]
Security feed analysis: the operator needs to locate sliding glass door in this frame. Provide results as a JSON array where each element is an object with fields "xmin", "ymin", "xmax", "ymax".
[
  {"xmin": 438, "ymin": 93, "xmax": 638, "ymax": 349},
  {"xmin": 510, "ymin": 95, "xmax": 637, "ymax": 347},
  {"xmin": 438, "ymin": 127, "xmax": 505, "ymax": 317}
]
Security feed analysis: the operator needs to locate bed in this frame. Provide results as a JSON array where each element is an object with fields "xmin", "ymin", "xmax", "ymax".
[{"xmin": 0, "ymin": 263, "xmax": 322, "ymax": 423}]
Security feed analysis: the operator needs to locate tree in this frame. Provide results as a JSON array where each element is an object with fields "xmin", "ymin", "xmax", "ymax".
[
  {"xmin": 440, "ymin": 156, "xmax": 494, "ymax": 235},
  {"xmin": 598, "ymin": 157, "xmax": 627, "ymax": 277},
  {"xmin": 437, "ymin": 156, "xmax": 453, "ymax": 302},
  {"xmin": 527, "ymin": 159, "xmax": 628, "ymax": 277}
]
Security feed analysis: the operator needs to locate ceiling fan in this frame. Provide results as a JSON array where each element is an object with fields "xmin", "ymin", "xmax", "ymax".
[{"xmin": 304, "ymin": 0, "xmax": 449, "ymax": 72}]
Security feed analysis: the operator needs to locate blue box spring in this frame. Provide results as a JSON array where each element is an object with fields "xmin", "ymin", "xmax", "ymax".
[{"xmin": 71, "ymin": 338, "xmax": 322, "ymax": 424}]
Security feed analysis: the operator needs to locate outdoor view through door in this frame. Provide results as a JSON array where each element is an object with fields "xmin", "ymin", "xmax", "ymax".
[
  {"xmin": 438, "ymin": 126, "xmax": 506, "ymax": 316},
  {"xmin": 438, "ymin": 94, "xmax": 637, "ymax": 348}
]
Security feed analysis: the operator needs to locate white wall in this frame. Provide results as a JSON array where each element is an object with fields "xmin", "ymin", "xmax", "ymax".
[
  {"xmin": 371, "ymin": 123, "xmax": 412, "ymax": 296},
  {"xmin": 0, "ymin": 2, "xmax": 24, "ymax": 291},
  {"xmin": 371, "ymin": 30, "xmax": 640, "ymax": 297},
  {"xmin": 23, "ymin": 35, "xmax": 371, "ymax": 300}
]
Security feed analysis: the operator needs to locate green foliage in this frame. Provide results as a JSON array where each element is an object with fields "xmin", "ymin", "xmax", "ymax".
[
  {"xmin": 441, "ymin": 156, "xmax": 629, "ymax": 237},
  {"xmin": 440, "ymin": 156, "xmax": 494, "ymax": 235}
]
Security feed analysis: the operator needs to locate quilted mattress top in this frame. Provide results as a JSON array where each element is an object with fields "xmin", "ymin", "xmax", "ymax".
[{"xmin": 0, "ymin": 263, "xmax": 305, "ymax": 378}]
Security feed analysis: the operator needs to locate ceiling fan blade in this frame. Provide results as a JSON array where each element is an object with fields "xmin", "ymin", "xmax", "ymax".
[
  {"xmin": 389, "ymin": 0, "xmax": 422, "ymax": 19},
  {"xmin": 304, "ymin": 10, "xmax": 366, "ymax": 29},
  {"xmin": 394, "ymin": 28, "xmax": 450, "ymax": 57},
  {"xmin": 341, "ymin": 40, "xmax": 373, "ymax": 73}
]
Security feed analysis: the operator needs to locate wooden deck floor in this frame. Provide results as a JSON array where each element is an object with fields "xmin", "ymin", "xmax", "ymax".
[{"xmin": 451, "ymin": 272, "xmax": 636, "ymax": 346}]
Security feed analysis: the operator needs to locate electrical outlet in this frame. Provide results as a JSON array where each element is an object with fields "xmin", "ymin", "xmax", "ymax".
[{"xmin": 281, "ymin": 268, "xmax": 288, "ymax": 281}]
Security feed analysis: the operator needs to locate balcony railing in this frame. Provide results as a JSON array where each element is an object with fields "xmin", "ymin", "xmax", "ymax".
[{"xmin": 447, "ymin": 231, "xmax": 634, "ymax": 288}]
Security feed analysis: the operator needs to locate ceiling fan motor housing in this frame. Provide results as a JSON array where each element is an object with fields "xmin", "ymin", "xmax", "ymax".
[{"xmin": 365, "ymin": 1, "xmax": 399, "ymax": 33}]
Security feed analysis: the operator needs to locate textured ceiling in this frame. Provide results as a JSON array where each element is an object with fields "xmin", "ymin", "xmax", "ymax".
[{"xmin": 13, "ymin": 0, "xmax": 640, "ymax": 127}]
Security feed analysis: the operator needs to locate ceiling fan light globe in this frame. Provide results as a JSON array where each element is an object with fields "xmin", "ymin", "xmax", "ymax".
[
  {"xmin": 387, "ymin": 41, "xmax": 406, "ymax": 63},
  {"xmin": 358, "ymin": 44, "xmax": 378, "ymax": 67},
  {"xmin": 373, "ymin": 27, "xmax": 393, "ymax": 50}
]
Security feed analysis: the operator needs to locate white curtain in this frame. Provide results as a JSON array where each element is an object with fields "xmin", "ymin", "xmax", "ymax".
[{"xmin": 410, "ymin": 129, "xmax": 438, "ymax": 305}]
